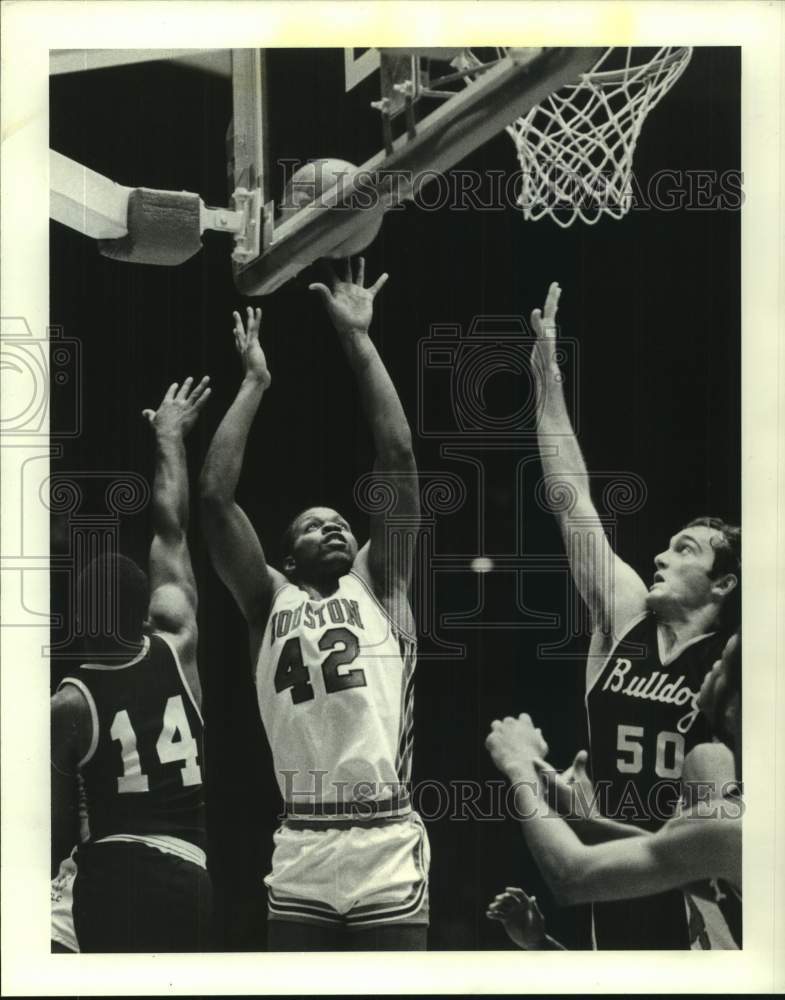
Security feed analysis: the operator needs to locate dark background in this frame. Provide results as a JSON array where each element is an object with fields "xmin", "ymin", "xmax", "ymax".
[{"xmin": 50, "ymin": 48, "xmax": 740, "ymax": 950}]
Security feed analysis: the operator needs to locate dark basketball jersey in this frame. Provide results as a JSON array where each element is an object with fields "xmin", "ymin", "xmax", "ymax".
[
  {"xmin": 586, "ymin": 613, "xmax": 727, "ymax": 949},
  {"xmin": 58, "ymin": 633, "xmax": 206, "ymax": 851}
]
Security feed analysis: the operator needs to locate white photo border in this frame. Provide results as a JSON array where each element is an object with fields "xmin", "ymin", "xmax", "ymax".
[{"xmin": 1, "ymin": 1, "xmax": 783, "ymax": 994}]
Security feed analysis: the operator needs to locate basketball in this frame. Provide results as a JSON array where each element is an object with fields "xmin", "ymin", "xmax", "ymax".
[{"xmin": 278, "ymin": 158, "xmax": 384, "ymax": 259}]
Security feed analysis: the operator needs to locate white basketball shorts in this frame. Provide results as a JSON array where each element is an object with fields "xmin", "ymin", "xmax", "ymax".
[
  {"xmin": 51, "ymin": 852, "xmax": 79, "ymax": 952},
  {"xmin": 265, "ymin": 813, "xmax": 430, "ymax": 927}
]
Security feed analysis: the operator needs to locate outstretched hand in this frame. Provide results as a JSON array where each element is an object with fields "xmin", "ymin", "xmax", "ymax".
[
  {"xmin": 233, "ymin": 306, "xmax": 271, "ymax": 388},
  {"xmin": 308, "ymin": 257, "xmax": 388, "ymax": 336},
  {"xmin": 487, "ymin": 887, "xmax": 549, "ymax": 950},
  {"xmin": 485, "ymin": 712, "xmax": 549, "ymax": 782},
  {"xmin": 142, "ymin": 376, "xmax": 211, "ymax": 438},
  {"xmin": 530, "ymin": 281, "xmax": 561, "ymax": 339}
]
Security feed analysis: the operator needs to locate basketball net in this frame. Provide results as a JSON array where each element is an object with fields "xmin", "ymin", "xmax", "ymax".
[{"xmin": 458, "ymin": 47, "xmax": 693, "ymax": 228}]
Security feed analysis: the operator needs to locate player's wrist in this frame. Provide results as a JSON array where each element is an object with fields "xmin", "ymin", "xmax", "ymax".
[
  {"xmin": 504, "ymin": 761, "xmax": 539, "ymax": 786},
  {"xmin": 154, "ymin": 425, "xmax": 185, "ymax": 446},
  {"xmin": 240, "ymin": 371, "xmax": 270, "ymax": 391},
  {"xmin": 336, "ymin": 322, "xmax": 371, "ymax": 340},
  {"xmin": 502, "ymin": 918, "xmax": 548, "ymax": 951},
  {"xmin": 337, "ymin": 327, "xmax": 375, "ymax": 367},
  {"xmin": 518, "ymin": 933, "xmax": 549, "ymax": 950}
]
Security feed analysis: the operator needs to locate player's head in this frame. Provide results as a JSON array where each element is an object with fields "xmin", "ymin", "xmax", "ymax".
[
  {"xmin": 76, "ymin": 553, "xmax": 150, "ymax": 645},
  {"xmin": 281, "ymin": 507, "xmax": 358, "ymax": 581},
  {"xmin": 647, "ymin": 517, "xmax": 740, "ymax": 629},
  {"xmin": 698, "ymin": 630, "xmax": 741, "ymax": 749}
]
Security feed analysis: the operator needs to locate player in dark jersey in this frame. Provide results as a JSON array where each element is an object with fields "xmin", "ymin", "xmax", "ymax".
[
  {"xmin": 200, "ymin": 259, "xmax": 427, "ymax": 952},
  {"xmin": 50, "ymin": 376, "xmax": 212, "ymax": 953},
  {"xmin": 485, "ymin": 630, "xmax": 742, "ymax": 949},
  {"xmin": 528, "ymin": 281, "xmax": 740, "ymax": 948}
]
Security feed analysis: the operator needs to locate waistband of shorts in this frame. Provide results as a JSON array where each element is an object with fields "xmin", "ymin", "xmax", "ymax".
[
  {"xmin": 284, "ymin": 792, "xmax": 411, "ymax": 825},
  {"xmin": 92, "ymin": 834, "xmax": 206, "ymax": 868},
  {"xmin": 284, "ymin": 813, "xmax": 415, "ymax": 831}
]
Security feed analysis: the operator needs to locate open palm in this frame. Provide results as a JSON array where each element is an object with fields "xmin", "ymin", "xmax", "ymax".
[
  {"xmin": 142, "ymin": 376, "xmax": 211, "ymax": 437},
  {"xmin": 309, "ymin": 257, "xmax": 388, "ymax": 335},
  {"xmin": 233, "ymin": 306, "xmax": 271, "ymax": 388}
]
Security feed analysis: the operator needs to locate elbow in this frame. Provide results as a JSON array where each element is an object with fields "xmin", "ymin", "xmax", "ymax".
[
  {"xmin": 551, "ymin": 880, "xmax": 581, "ymax": 909},
  {"xmin": 544, "ymin": 864, "xmax": 588, "ymax": 908},
  {"xmin": 199, "ymin": 470, "xmax": 232, "ymax": 509},
  {"xmin": 199, "ymin": 492, "xmax": 231, "ymax": 524},
  {"xmin": 156, "ymin": 521, "xmax": 187, "ymax": 547},
  {"xmin": 378, "ymin": 432, "xmax": 415, "ymax": 467}
]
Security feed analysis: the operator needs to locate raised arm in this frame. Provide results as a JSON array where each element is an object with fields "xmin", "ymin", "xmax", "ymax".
[
  {"xmin": 531, "ymin": 282, "xmax": 647, "ymax": 637},
  {"xmin": 142, "ymin": 376, "xmax": 210, "ymax": 705},
  {"xmin": 486, "ymin": 714, "xmax": 740, "ymax": 907},
  {"xmin": 200, "ymin": 308, "xmax": 286, "ymax": 641},
  {"xmin": 310, "ymin": 259, "xmax": 419, "ymax": 607}
]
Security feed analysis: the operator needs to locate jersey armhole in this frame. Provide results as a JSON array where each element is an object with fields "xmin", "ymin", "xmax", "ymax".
[
  {"xmin": 154, "ymin": 632, "xmax": 204, "ymax": 725},
  {"xmin": 348, "ymin": 570, "xmax": 417, "ymax": 644},
  {"xmin": 585, "ymin": 610, "xmax": 650, "ymax": 697},
  {"xmin": 56, "ymin": 678, "xmax": 99, "ymax": 766},
  {"xmin": 268, "ymin": 580, "xmax": 295, "ymax": 613}
]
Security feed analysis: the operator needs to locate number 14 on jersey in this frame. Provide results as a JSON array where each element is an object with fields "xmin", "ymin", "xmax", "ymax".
[{"xmin": 110, "ymin": 695, "xmax": 202, "ymax": 793}]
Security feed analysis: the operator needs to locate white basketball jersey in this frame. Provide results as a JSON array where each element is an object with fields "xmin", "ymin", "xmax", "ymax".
[
  {"xmin": 256, "ymin": 571, "xmax": 416, "ymax": 820},
  {"xmin": 685, "ymin": 879, "xmax": 742, "ymax": 949}
]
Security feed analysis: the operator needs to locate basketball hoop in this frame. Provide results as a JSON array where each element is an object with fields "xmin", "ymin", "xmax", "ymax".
[{"xmin": 457, "ymin": 47, "xmax": 693, "ymax": 227}]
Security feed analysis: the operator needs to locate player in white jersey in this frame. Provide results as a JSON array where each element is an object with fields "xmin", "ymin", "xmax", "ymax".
[
  {"xmin": 201, "ymin": 258, "xmax": 428, "ymax": 951},
  {"xmin": 485, "ymin": 631, "xmax": 742, "ymax": 950}
]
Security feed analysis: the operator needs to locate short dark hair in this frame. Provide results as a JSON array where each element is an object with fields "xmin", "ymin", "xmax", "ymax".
[
  {"xmin": 280, "ymin": 507, "xmax": 354, "ymax": 562},
  {"xmin": 76, "ymin": 553, "xmax": 149, "ymax": 641},
  {"xmin": 684, "ymin": 516, "xmax": 741, "ymax": 631},
  {"xmin": 280, "ymin": 509, "xmax": 312, "ymax": 562}
]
